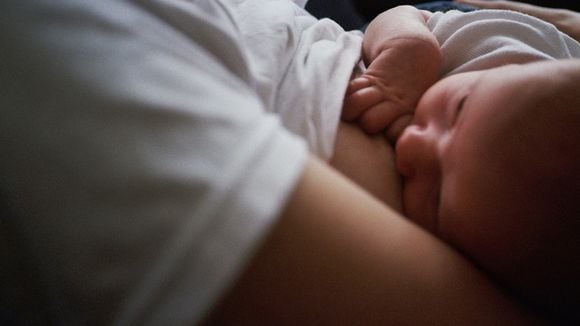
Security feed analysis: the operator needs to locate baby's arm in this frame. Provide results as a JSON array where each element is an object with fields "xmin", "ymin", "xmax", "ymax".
[{"xmin": 343, "ymin": 6, "xmax": 441, "ymax": 142}]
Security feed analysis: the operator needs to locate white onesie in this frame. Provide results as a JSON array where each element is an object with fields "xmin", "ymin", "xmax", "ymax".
[{"xmin": 428, "ymin": 9, "xmax": 580, "ymax": 76}]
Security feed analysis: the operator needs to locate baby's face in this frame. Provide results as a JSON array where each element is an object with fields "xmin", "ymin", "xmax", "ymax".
[
  {"xmin": 396, "ymin": 67, "xmax": 517, "ymax": 235},
  {"xmin": 396, "ymin": 61, "xmax": 579, "ymax": 271}
]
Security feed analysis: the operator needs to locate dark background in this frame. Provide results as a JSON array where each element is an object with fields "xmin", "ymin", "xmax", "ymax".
[{"xmin": 306, "ymin": 0, "xmax": 580, "ymax": 31}]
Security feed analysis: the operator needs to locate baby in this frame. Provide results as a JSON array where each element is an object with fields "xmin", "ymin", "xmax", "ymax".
[
  {"xmin": 342, "ymin": 5, "xmax": 580, "ymax": 323},
  {"xmin": 397, "ymin": 60, "xmax": 580, "ymax": 323}
]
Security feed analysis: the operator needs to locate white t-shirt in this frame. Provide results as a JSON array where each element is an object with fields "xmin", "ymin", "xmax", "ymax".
[
  {"xmin": 230, "ymin": 0, "xmax": 363, "ymax": 159},
  {"xmin": 428, "ymin": 9, "xmax": 580, "ymax": 76},
  {"xmin": 0, "ymin": 0, "xmax": 361, "ymax": 324}
]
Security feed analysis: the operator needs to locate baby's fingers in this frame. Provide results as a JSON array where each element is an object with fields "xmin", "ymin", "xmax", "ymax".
[
  {"xmin": 346, "ymin": 77, "xmax": 372, "ymax": 95},
  {"xmin": 358, "ymin": 99, "xmax": 412, "ymax": 134},
  {"xmin": 343, "ymin": 82, "xmax": 385, "ymax": 121}
]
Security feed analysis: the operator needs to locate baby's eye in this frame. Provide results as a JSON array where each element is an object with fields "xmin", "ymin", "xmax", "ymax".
[{"xmin": 453, "ymin": 95, "xmax": 468, "ymax": 125}]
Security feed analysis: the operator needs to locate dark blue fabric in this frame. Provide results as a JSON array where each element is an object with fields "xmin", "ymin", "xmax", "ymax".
[{"xmin": 415, "ymin": 1, "xmax": 477, "ymax": 12}]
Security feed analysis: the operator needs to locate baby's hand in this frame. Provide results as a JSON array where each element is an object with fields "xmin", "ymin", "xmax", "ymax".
[
  {"xmin": 342, "ymin": 39, "xmax": 440, "ymax": 143},
  {"xmin": 342, "ymin": 75, "xmax": 414, "ymax": 143},
  {"xmin": 342, "ymin": 5, "xmax": 441, "ymax": 143}
]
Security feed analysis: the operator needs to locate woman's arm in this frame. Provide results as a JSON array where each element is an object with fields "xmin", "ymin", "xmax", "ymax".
[
  {"xmin": 203, "ymin": 155, "xmax": 539, "ymax": 325},
  {"xmin": 456, "ymin": 0, "xmax": 580, "ymax": 41}
]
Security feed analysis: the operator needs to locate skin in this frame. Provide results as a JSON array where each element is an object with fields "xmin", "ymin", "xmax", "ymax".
[
  {"xmin": 344, "ymin": 0, "xmax": 580, "ymax": 141},
  {"xmin": 396, "ymin": 60, "xmax": 580, "ymax": 322},
  {"xmin": 341, "ymin": 4, "xmax": 580, "ymax": 320},
  {"xmin": 202, "ymin": 100, "xmax": 539, "ymax": 324},
  {"xmin": 204, "ymin": 154, "xmax": 538, "ymax": 325},
  {"xmin": 342, "ymin": 6, "xmax": 441, "ymax": 142},
  {"xmin": 206, "ymin": 4, "xmax": 580, "ymax": 324}
]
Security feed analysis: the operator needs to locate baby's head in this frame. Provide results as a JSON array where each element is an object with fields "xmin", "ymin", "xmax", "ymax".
[{"xmin": 396, "ymin": 60, "xmax": 580, "ymax": 322}]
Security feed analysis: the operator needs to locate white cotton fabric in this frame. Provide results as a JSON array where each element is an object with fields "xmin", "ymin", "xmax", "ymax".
[
  {"xmin": 291, "ymin": 0, "xmax": 309, "ymax": 8},
  {"xmin": 0, "ymin": 0, "xmax": 361, "ymax": 325},
  {"xmin": 428, "ymin": 9, "xmax": 580, "ymax": 76},
  {"xmin": 226, "ymin": 0, "xmax": 363, "ymax": 159}
]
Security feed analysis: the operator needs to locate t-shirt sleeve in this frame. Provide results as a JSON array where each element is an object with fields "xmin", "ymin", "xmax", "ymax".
[{"xmin": 0, "ymin": 1, "xmax": 307, "ymax": 325}]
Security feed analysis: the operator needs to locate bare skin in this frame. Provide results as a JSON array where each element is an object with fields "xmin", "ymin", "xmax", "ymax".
[
  {"xmin": 342, "ymin": 6, "xmax": 441, "ymax": 142},
  {"xmin": 201, "ymin": 99, "xmax": 542, "ymax": 324},
  {"xmin": 397, "ymin": 60, "xmax": 580, "ymax": 323},
  {"xmin": 203, "ymin": 152, "xmax": 539, "ymax": 325},
  {"xmin": 203, "ymin": 4, "xmax": 580, "ymax": 324}
]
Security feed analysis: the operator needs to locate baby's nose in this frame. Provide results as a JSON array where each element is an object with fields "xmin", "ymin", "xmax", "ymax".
[{"xmin": 396, "ymin": 124, "xmax": 439, "ymax": 178}]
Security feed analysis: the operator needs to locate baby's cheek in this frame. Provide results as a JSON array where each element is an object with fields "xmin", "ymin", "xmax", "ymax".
[{"xmin": 437, "ymin": 190, "xmax": 527, "ymax": 282}]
